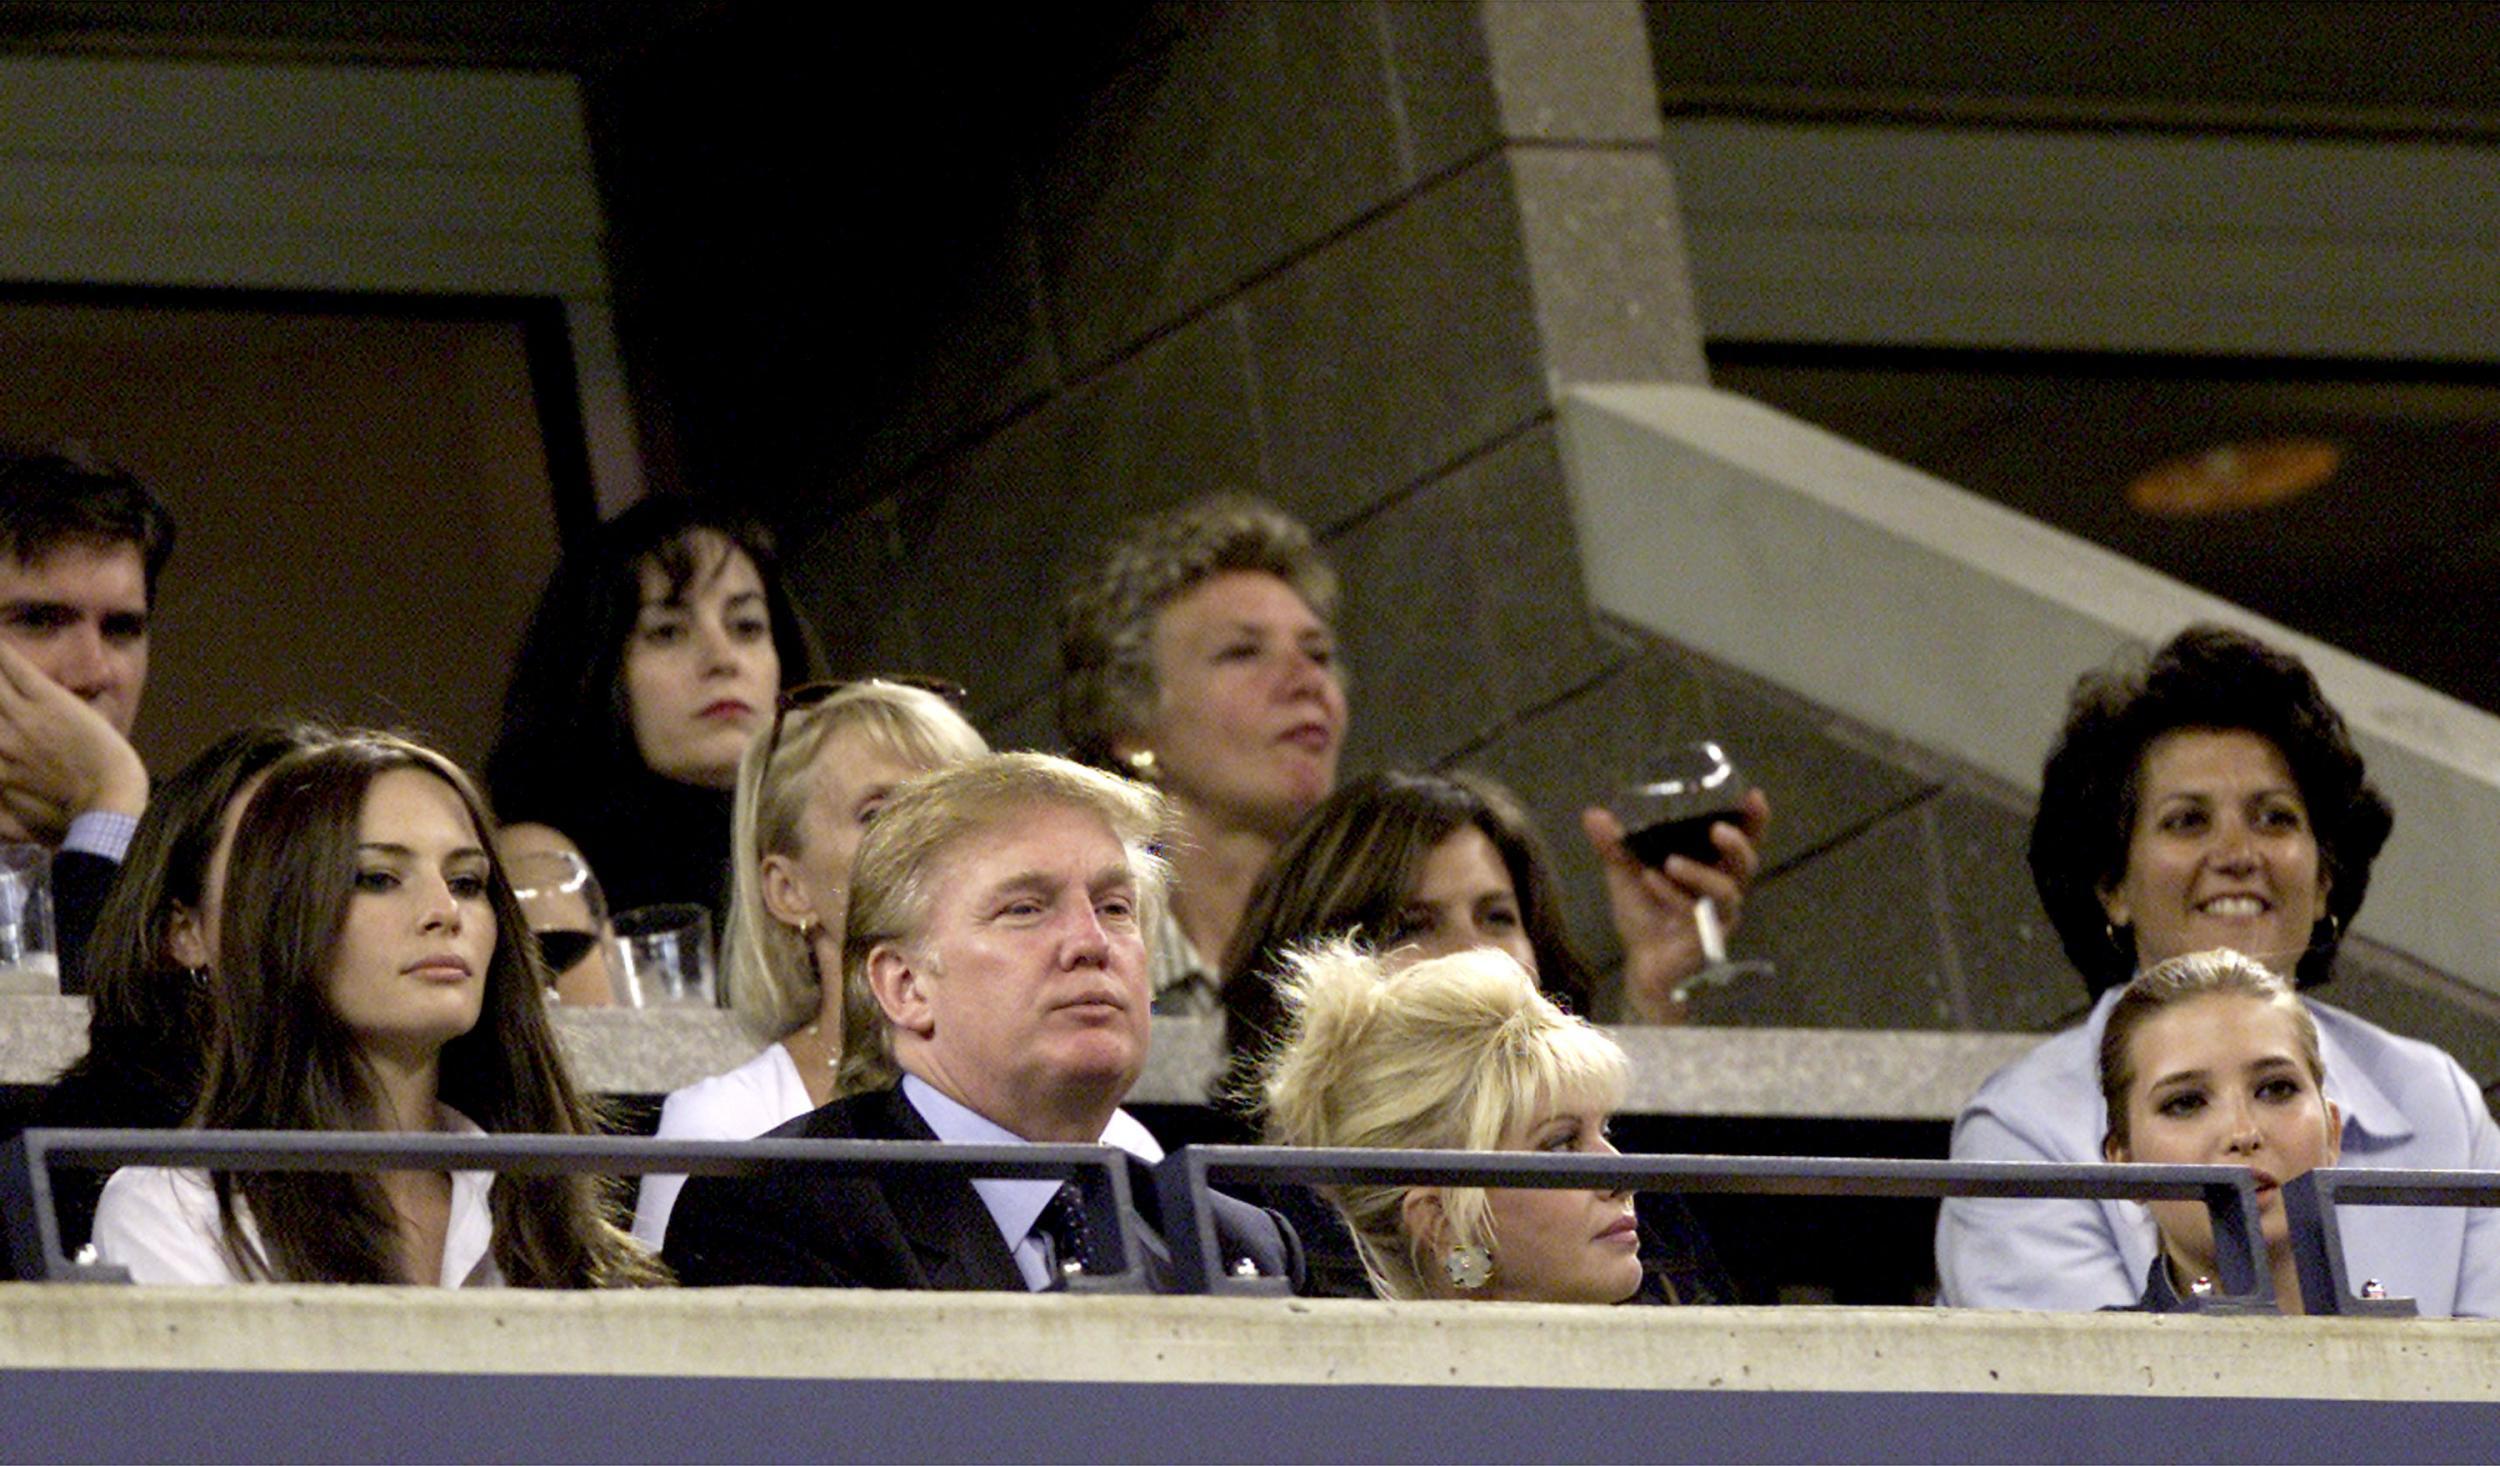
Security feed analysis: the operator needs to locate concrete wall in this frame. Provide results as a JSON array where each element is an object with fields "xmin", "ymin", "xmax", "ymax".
[{"xmin": 760, "ymin": 1, "xmax": 2500, "ymax": 1080}]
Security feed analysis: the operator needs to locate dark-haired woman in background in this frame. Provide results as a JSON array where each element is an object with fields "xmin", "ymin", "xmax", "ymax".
[
  {"xmin": 1223, "ymin": 770, "xmax": 1762, "ymax": 1060},
  {"xmin": 92, "ymin": 735, "xmax": 662, "ymax": 1286},
  {"xmin": 1222, "ymin": 770, "xmax": 1741, "ymax": 1302},
  {"xmin": 1938, "ymin": 623, "xmax": 2500, "ymax": 1315},
  {"xmin": 487, "ymin": 498, "xmax": 821, "ymax": 997},
  {"xmin": 29, "ymin": 720, "xmax": 335, "ymax": 1255}
]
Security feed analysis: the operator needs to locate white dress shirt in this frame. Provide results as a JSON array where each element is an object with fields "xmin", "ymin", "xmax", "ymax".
[
  {"xmin": 901, "ymin": 1073, "xmax": 1159, "ymax": 1292},
  {"xmin": 92, "ymin": 1106, "xmax": 502, "ymax": 1286},
  {"xmin": 633, "ymin": 1043, "xmax": 1166, "ymax": 1252}
]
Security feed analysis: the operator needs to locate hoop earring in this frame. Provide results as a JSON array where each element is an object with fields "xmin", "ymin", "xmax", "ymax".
[{"xmin": 1443, "ymin": 1243, "xmax": 1494, "ymax": 1291}]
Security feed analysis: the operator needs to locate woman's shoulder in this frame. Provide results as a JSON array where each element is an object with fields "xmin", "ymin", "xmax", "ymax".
[
  {"xmin": 93, "ymin": 1166, "xmax": 246, "ymax": 1284},
  {"xmin": 655, "ymin": 1045, "xmax": 811, "ymax": 1141}
]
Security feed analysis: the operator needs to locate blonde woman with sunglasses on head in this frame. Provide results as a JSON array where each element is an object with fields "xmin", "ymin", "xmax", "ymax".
[{"xmin": 632, "ymin": 679, "xmax": 980, "ymax": 1246}]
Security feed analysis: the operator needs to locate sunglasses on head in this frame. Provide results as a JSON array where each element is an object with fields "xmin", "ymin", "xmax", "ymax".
[{"xmin": 762, "ymin": 675, "xmax": 970, "ymax": 767}]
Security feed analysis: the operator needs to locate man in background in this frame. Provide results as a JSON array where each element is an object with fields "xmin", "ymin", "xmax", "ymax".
[{"xmin": 0, "ymin": 445, "xmax": 174, "ymax": 988}]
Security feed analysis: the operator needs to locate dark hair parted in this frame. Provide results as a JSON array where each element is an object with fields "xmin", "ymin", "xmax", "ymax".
[
  {"xmin": 2030, "ymin": 624, "xmax": 2391, "ymax": 997},
  {"xmin": 485, "ymin": 495, "xmax": 822, "ymax": 830},
  {"xmin": 73, "ymin": 719, "xmax": 341, "ymax": 1081},
  {"xmin": 194, "ymin": 734, "xmax": 664, "ymax": 1286},
  {"xmin": 1220, "ymin": 770, "xmax": 1593, "ymax": 1071},
  {"xmin": 1057, "ymin": 496, "xmax": 1338, "ymax": 769},
  {"xmin": 0, "ymin": 442, "xmax": 176, "ymax": 593}
]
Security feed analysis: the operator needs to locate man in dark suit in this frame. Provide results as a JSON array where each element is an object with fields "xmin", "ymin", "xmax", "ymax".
[
  {"xmin": 0, "ymin": 445, "xmax": 175, "ymax": 990},
  {"xmin": 665, "ymin": 752, "xmax": 1298, "ymax": 1292}
]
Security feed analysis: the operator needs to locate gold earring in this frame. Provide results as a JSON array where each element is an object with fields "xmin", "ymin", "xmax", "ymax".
[{"xmin": 1125, "ymin": 749, "xmax": 1158, "ymax": 781}]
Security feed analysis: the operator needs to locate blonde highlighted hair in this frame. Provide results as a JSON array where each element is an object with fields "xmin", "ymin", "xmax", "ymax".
[
  {"xmin": 832, "ymin": 752, "xmax": 1174, "ymax": 1096},
  {"xmin": 721, "ymin": 681, "xmax": 986, "ymax": 1038},
  {"xmin": 1260, "ymin": 941, "xmax": 1628, "ymax": 1300},
  {"xmin": 2099, "ymin": 948, "xmax": 2324, "ymax": 1151}
]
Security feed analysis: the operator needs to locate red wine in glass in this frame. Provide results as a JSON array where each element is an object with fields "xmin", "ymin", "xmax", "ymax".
[
  {"xmin": 1610, "ymin": 741, "xmax": 1772, "ymax": 997},
  {"xmin": 534, "ymin": 929, "xmax": 600, "ymax": 974}
]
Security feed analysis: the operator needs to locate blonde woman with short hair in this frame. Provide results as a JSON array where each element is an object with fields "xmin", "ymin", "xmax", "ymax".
[{"xmin": 1260, "ymin": 941, "xmax": 1662, "ymax": 1303}]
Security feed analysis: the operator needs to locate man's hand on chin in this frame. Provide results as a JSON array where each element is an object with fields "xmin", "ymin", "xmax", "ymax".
[{"xmin": 0, "ymin": 640, "xmax": 147, "ymax": 843}]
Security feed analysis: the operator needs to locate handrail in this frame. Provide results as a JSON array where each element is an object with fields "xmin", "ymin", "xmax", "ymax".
[
  {"xmin": 1156, "ymin": 1147, "xmax": 2275, "ymax": 1307},
  {"xmin": 2280, "ymin": 1168, "xmax": 2500, "ymax": 1317},
  {"xmin": 0, "ymin": 1129, "xmax": 1144, "ymax": 1289}
]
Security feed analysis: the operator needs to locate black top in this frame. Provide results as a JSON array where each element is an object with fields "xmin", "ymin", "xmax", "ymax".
[
  {"xmin": 564, "ymin": 775, "xmax": 734, "ymax": 933},
  {"xmin": 20, "ymin": 997, "xmax": 201, "ymax": 1255},
  {"xmin": 52, "ymin": 847, "xmax": 119, "ymax": 997}
]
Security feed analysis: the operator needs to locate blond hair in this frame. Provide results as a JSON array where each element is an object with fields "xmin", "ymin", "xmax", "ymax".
[
  {"xmin": 1057, "ymin": 496, "xmax": 1338, "ymax": 768},
  {"xmin": 2100, "ymin": 948, "xmax": 2325, "ymax": 1150},
  {"xmin": 721, "ymin": 681, "xmax": 987, "ymax": 1038},
  {"xmin": 1260, "ymin": 941, "xmax": 1628, "ymax": 1300},
  {"xmin": 832, "ymin": 752, "xmax": 1174, "ymax": 1095}
]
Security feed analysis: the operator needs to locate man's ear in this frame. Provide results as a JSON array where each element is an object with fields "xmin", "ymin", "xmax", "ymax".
[
  {"xmin": 867, "ymin": 943, "xmax": 936, "ymax": 1039},
  {"xmin": 166, "ymin": 903, "xmax": 209, "ymax": 972},
  {"xmin": 758, "ymin": 853, "xmax": 816, "ymax": 932}
]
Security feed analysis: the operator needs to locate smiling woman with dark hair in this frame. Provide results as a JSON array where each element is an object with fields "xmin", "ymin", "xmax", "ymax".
[{"xmin": 1938, "ymin": 624, "xmax": 2500, "ymax": 1316}]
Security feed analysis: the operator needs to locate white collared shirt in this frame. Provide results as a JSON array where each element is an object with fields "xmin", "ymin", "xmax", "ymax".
[{"xmin": 92, "ymin": 1106, "xmax": 503, "ymax": 1287}]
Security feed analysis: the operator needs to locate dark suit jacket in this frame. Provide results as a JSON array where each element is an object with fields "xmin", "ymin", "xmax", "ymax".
[
  {"xmin": 663, "ymin": 1083, "xmax": 1301, "ymax": 1293},
  {"xmin": 54, "ymin": 847, "xmax": 118, "ymax": 996}
]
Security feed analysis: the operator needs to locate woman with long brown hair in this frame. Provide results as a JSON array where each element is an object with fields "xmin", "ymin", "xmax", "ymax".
[{"xmin": 93, "ymin": 734, "xmax": 662, "ymax": 1286}]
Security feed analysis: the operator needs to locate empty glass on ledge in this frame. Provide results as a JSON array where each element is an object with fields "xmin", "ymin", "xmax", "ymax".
[
  {"xmin": 609, "ymin": 902, "xmax": 717, "ymax": 1008},
  {"xmin": 0, "ymin": 844, "xmax": 57, "ymax": 995}
]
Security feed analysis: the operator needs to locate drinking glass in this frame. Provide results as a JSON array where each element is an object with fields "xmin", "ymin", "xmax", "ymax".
[
  {"xmin": 507, "ymin": 849, "xmax": 613, "ymax": 1003},
  {"xmin": 1609, "ymin": 741, "xmax": 1776, "ymax": 1002},
  {"xmin": 610, "ymin": 903, "xmax": 718, "ymax": 1008},
  {"xmin": 0, "ymin": 844, "xmax": 56, "ymax": 995}
]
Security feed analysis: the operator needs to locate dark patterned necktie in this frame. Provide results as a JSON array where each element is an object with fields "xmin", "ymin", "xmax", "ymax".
[{"xmin": 1033, "ymin": 1183, "xmax": 1097, "ymax": 1285}]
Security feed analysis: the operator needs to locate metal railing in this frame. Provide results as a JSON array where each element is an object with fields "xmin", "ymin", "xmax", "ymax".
[
  {"xmin": 2281, "ymin": 1168, "xmax": 2500, "ymax": 1317},
  {"xmin": 1155, "ymin": 1147, "xmax": 2278, "ymax": 1308},
  {"xmin": 16, "ymin": 1128, "xmax": 2492, "ymax": 1314},
  {"xmin": 0, "ymin": 1130, "xmax": 1147, "ymax": 1289}
]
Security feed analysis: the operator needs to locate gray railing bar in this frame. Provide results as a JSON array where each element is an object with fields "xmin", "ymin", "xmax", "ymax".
[
  {"xmin": 2280, "ymin": 1168, "xmax": 2500, "ymax": 1317},
  {"xmin": 1, "ymin": 1129, "xmax": 1141, "ymax": 1290},
  {"xmin": 1157, "ymin": 1146, "xmax": 2271, "ymax": 1307}
]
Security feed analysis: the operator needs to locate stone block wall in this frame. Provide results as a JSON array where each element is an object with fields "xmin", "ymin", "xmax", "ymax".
[{"xmin": 615, "ymin": 0, "xmax": 2500, "ymax": 1085}]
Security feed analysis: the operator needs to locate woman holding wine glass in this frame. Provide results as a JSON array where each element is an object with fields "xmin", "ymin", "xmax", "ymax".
[{"xmin": 1223, "ymin": 768, "xmax": 1766, "ymax": 1062}]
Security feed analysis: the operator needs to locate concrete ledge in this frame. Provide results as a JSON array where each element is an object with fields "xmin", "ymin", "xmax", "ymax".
[
  {"xmin": 0, "ymin": 1000, "xmax": 2033, "ymax": 1121},
  {"xmin": 0, "ymin": 1285, "xmax": 2492, "ymax": 1402},
  {"xmin": 1559, "ymin": 383, "xmax": 2500, "ymax": 998}
]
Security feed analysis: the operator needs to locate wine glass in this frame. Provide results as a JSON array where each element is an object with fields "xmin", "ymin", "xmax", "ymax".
[
  {"xmin": 1610, "ymin": 740, "xmax": 1776, "ymax": 1003},
  {"xmin": 506, "ymin": 849, "xmax": 614, "ymax": 1003}
]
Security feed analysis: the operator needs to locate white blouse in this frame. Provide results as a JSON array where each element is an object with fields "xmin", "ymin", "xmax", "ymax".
[
  {"xmin": 631, "ymin": 1043, "xmax": 1169, "ymax": 1250},
  {"xmin": 91, "ymin": 1106, "xmax": 502, "ymax": 1287}
]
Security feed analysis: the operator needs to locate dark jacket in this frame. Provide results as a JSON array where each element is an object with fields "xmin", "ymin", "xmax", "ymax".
[{"xmin": 663, "ymin": 1082, "xmax": 1300, "ymax": 1293}]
